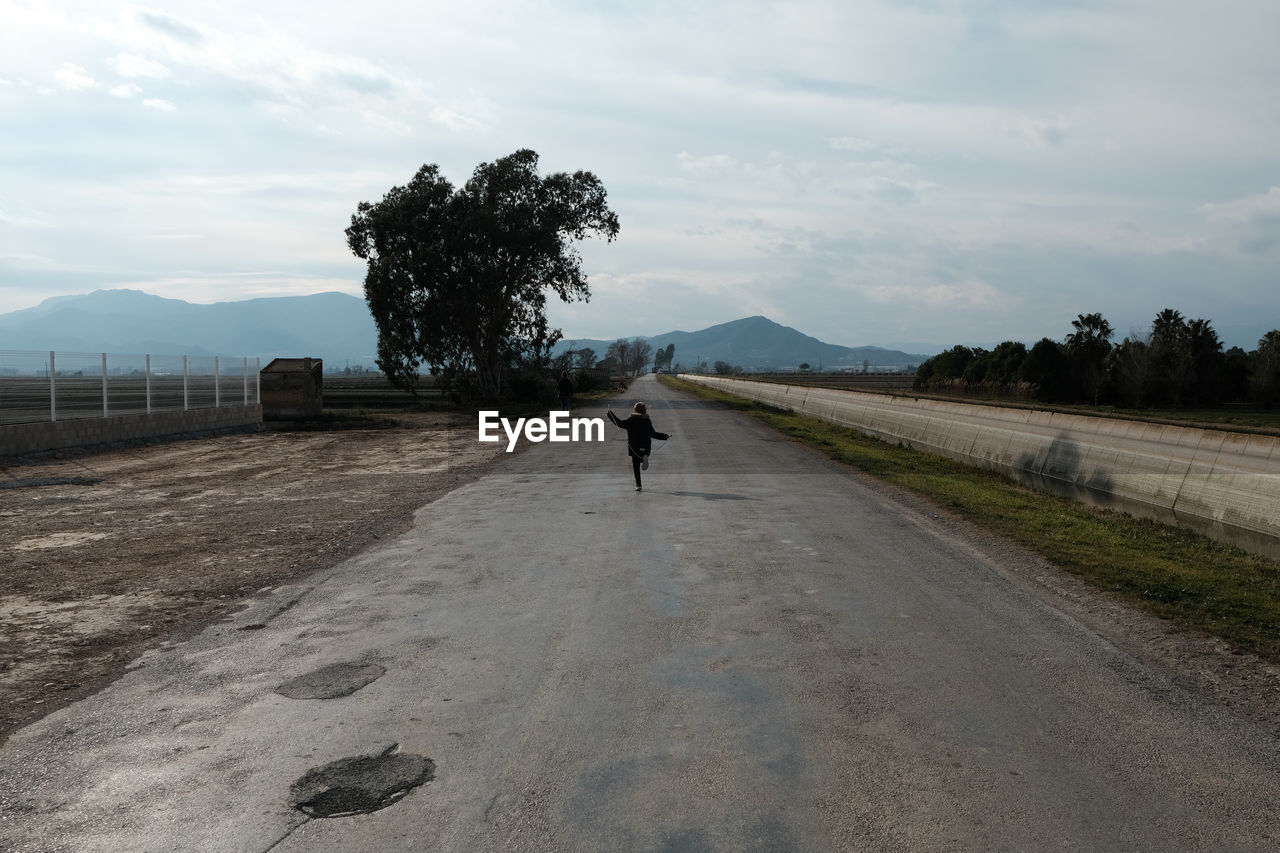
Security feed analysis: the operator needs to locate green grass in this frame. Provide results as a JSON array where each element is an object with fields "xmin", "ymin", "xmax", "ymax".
[
  {"xmin": 908, "ymin": 393, "xmax": 1279, "ymax": 435},
  {"xmin": 1089, "ymin": 406, "xmax": 1280, "ymax": 432},
  {"xmin": 662, "ymin": 376, "xmax": 1280, "ymax": 662}
]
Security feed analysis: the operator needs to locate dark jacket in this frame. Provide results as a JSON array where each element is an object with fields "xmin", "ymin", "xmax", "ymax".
[
  {"xmin": 608, "ymin": 410, "xmax": 668, "ymax": 456},
  {"xmin": 556, "ymin": 376, "xmax": 574, "ymax": 397}
]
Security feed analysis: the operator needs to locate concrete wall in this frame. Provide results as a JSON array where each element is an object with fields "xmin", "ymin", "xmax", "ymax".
[
  {"xmin": 0, "ymin": 405, "xmax": 262, "ymax": 458},
  {"xmin": 680, "ymin": 375, "xmax": 1280, "ymax": 559}
]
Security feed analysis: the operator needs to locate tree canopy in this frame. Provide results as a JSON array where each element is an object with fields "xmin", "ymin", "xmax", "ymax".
[
  {"xmin": 914, "ymin": 308, "xmax": 1278, "ymax": 409},
  {"xmin": 605, "ymin": 337, "xmax": 653, "ymax": 376},
  {"xmin": 345, "ymin": 149, "xmax": 619, "ymax": 400},
  {"xmin": 653, "ymin": 343, "xmax": 676, "ymax": 373}
]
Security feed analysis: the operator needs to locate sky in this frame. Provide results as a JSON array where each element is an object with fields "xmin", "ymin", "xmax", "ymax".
[{"xmin": 2, "ymin": 0, "xmax": 1278, "ymax": 353}]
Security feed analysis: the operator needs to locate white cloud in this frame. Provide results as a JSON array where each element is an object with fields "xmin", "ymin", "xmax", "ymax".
[
  {"xmin": 826, "ymin": 136, "xmax": 878, "ymax": 153},
  {"xmin": 1004, "ymin": 116, "xmax": 1070, "ymax": 148},
  {"xmin": 3, "ymin": 0, "xmax": 1279, "ymax": 349},
  {"xmin": 135, "ymin": 8, "xmax": 205, "ymax": 44},
  {"xmin": 1201, "ymin": 187, "xmax": 1280, "ymax": 224},
  {"xmin": 109, "ymin": 53, "xmax": 171, "ymax": 79},
  {"xmin": 53, "ymin": 62, "xmax": 97, "ymax": 91},
  {"xmin": 676, "ymin": 152, "xmax": 737, "ymax": 175},
  {"xmin": 428, "ymin": 105, "xmax": 489, "ymax": 133},
  {"xmin": 0, "ymin": 0, "xmax": 66, "ymax": 29}
]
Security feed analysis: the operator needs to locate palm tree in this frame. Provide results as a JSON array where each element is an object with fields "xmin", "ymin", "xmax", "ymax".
[
  {"xmin": 1065, "ymin": 313, "xmax": 1114, "ymax": 404},
  {"xmin": 1251, "ymin": 330, "xmax": 1280, "ymax": 406},
  {"xmin": 1185, "ymin": 318, "xmax": 1223, "ymax": 406},
  {"xmin": 1148, "ymin": 309, "xmax": 1191, "ymax": 406}
]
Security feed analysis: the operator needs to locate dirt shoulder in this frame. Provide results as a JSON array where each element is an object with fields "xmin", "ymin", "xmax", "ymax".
[{"xmin": 0, "ymin": 413, "xmax": 506, "ymax": 746}]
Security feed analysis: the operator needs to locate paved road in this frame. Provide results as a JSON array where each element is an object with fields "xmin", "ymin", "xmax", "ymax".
[{"xmin": 2, "ymin": 375, "xmax": 1278, "ymax": 851}]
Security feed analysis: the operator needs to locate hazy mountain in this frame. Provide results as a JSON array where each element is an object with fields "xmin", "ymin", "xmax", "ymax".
[
  {"xmin": 0, "ymin": 289, "xmax": 381, "ymax": 369},
  {"xmin": 557, "ymin": 315, "xmax": 930, "ymax": 371},
  {"xmin": 0, "ymin": 291, "xmax": 929, "ymax": 373}
]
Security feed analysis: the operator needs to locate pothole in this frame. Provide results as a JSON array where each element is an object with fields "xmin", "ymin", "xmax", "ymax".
[
  {"xmin": 275, "ymin": 662, "xmax": 387, "ymax": 699},
  {"xmin": 290, "ymin": 748, "xmax": 435, "ymax": 818}
]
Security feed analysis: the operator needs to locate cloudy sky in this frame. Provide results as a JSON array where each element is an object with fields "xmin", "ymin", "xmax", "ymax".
[{"xmin": 3, "ymin": 0, "xmax": 1278, "ymax": 352}]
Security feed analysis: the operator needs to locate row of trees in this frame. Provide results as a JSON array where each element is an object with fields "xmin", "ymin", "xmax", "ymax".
[
  {"xmin": 603, "ymin": 338, "xmax": 653, "ymax": 376},
  {"xmin": 550, "ymin": 339, "xmax": 676, "ymax": 384},
  {"xmin": 914, "ymin": 310, "xmax": 1280, "ymax": 408}
]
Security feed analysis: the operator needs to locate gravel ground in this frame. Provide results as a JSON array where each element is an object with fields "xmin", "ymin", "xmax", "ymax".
[{"xmin": 0, "ymin": 413, "xmax": 505, "ymax": 746}]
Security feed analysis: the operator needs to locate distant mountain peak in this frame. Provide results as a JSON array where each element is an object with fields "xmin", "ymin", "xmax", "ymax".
[
  {"xmin": 555, "ymin": 315, "xmax": 929, "ymax": 371},
  {"xmin": 0, "ymin": 289, "xmax": 378, "ymax": 367}
]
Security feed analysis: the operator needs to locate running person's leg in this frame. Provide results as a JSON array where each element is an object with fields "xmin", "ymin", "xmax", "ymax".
[{"xmin": 631, "ymin": 452, "xmax": 643, "ymax": 490}]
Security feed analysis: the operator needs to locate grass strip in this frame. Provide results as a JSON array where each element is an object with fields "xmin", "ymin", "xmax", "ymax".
[{"xmin": 662, "ymin": 376, "xmax": 1280, "ymax": 662}]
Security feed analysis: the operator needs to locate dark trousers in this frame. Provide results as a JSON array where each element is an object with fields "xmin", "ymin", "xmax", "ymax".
[{"xmin": 632, "ymin": 445, "xmax": 650, "ymax": 484}]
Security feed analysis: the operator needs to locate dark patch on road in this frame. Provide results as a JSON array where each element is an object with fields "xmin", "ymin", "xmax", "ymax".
[
  {"xmin": 658, "ymin": 827, "xmax": 715, "ymax": 852},
  {"xmin": 0, "ymin": 476, "xmax": 101, "ymax": 490},
  {"xmin": 276, "ymin": 662, "xmax": 387, "ymax": 699},
  {"xmin": 290, "ymin": 748, "xmax": 435, "ymax": 818},
  {"xmin": 671, "ymin": 491, "xmax": 755, "ymax": 501}
]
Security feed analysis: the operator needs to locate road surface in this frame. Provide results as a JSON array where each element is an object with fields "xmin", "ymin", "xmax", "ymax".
[{"xmin": 2, "ymin": 375, "xmax": 1277, "ymax": 851}]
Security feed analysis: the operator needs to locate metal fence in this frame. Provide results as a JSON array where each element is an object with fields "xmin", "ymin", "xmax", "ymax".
[{"xmin": 0, "ymin": 350, "xmax": 261, "ymax": 426}]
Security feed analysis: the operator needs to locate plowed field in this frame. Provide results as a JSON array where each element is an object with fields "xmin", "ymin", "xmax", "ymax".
[{"xmin": 0, "ymin": 413, "xmax": 504, "ymax": 745}]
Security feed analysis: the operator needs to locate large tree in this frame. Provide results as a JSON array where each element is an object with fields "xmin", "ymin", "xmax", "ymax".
[
  {"xmin": 345, "ymin": 149, "xmax": 619, "ymax": 400},
  {"xmin": 1065, "ymin": 312, "xmax": 1114, "ymax": 404},
  {"xmin": 1148, "ymin": 308, "xmax": 1192, "ymax": 406},
  {"xmin": 1251, "ymin": 330, "xmax": 1280, "ymax": 406},
  {"xmin": 653, "ymin": 343, "xmax": 676, "ymax": 373},
  {"xmin": 1019, "ymin": 338, "xmax": 1071, "ymax": 401},
  {"xmin": 628, "ymin": 339, "xmax": 654, "ymax": 375},
  {"xmin": 1185, "ymin": 318, "xmax": 1224, "ymax": 406}
]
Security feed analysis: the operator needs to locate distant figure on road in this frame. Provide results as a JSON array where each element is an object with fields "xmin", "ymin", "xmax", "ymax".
[
  {"xmin": 607, "ymin": 402, "xmax": 671, "ymax": 492},
  {"xmin": 556, "ymin": 370, "xmax": 574, "ymax": 410}
]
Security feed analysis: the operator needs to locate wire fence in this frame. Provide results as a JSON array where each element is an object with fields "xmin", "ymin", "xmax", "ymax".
[{"xmin": 0, "ymin": 350, "xmax": 261, "ymax": 426}]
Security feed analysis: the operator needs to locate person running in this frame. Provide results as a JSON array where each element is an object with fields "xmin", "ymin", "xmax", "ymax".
[{"xmin": 607, "ymin": 402, "xmax": 672, "ymax": 491}]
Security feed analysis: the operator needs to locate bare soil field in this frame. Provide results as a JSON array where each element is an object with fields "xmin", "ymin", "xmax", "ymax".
[{"xmin": 0, "ymin": 413, "xmax": 505, "ymax": 745}]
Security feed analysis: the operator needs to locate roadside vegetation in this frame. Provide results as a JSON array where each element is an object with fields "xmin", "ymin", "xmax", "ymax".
[
  {"xmin": 914, "ymin": 309, "xmax": 1280, "ymax": 411},
  {"xmin": 662, "ymin": 375, "xmax": 1280, "ymax": 663}
]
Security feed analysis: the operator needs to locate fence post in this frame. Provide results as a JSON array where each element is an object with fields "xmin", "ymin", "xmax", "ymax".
[
  {"xmin": 255, "ymin": 357, "xmax": 261, "ymax": 404},
  {"xmin": 146, "ymin": 354, "xmax": 152, "ymax": 414},
  {"xmin": 242, "ymin": 357, "xmax": 248, "ymax": 405},
  {"xmin": 214, "ymin": 356, "xmax": 221, "ymax": 408},
  {"xmin": 102, "ymin": 352, "xmax": 109, "ymax": 417},
  {"xmin": 49, "ymin": 350, "xmax": 57, "ymax": 422},
  {"xmin": 183, "ymin": 355, "xmax": 189, "ymax": 411}
]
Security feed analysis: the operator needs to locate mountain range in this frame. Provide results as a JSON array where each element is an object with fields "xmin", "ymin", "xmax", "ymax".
[
  {"xmin": 556, "ymin": 316, "xmax": 929, "ymax": 371},
  {"xmin": 0, "ymin": 289, "xmax": 381, "ymax": 370},
  {"xmin": 0, "ymin": 289, "xmax": 930, "ymax": 372}
]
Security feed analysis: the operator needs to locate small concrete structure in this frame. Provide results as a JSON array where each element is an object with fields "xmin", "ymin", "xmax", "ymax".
[
  {"xmin": 260, "ymin": 358, "xmax": 323, "ymax": 420},
  {"xmin": 681, "ymin": 374, "xmax": 1280, "ymax": 559}
]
